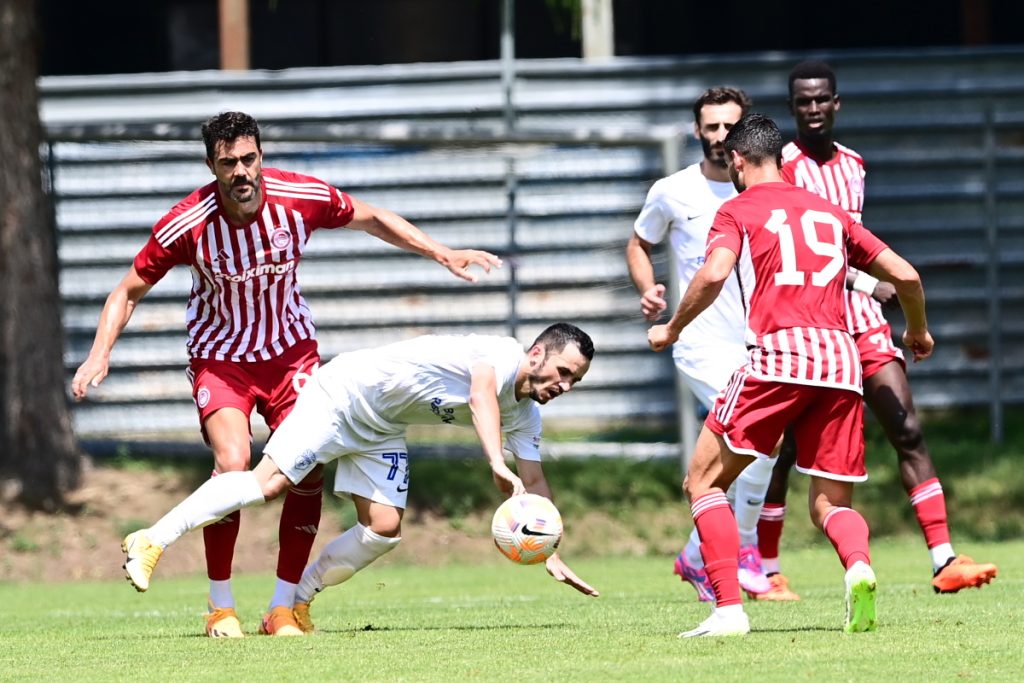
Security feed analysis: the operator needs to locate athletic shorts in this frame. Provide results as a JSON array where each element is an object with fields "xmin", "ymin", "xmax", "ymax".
[
  {"xmin": 264, "ymin": 378, "xmax": 410, "ymax": 509},
  {"xmin": 187, "ymin": 338, "xmax": 320, "ymax": 443},
  {"xmin": 854, "ymin": 322, "xmax": 905, "ymax": 380},
  {"xmin": 706, "ymin": 368, "xmax": 866, "ymax": 482},
  {"xmin": 674, "ymin": 343, "xmax": 749, "ymax": 410}
]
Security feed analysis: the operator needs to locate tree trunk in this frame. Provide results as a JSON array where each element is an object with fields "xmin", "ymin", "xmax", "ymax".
[{"xmin": 0, "ymin": 0, "xmax": 82, "ymax": 510}]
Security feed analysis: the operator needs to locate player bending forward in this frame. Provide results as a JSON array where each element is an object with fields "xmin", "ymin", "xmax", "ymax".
[
  {"xmin": 649, "ymin": 114, "xmax": 933, "ymax": 637},
  {"xmin": 122, "ymin": 323, "xmax": 600, "ymax": 634}
]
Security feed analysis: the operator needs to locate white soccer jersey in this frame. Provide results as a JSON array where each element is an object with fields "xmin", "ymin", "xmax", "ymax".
[
  {"xmin": 634, "ymin": 163, "xmax": 751, "ymax": 368},
  {"xmin": 315, "ymin": 335, "xmax": 543, "ymax": 460}
]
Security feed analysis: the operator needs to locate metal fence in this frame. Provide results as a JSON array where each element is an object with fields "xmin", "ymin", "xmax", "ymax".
[{"xmin": 45, "ymin": 47, "xmax": 1024, "ymax": 449}]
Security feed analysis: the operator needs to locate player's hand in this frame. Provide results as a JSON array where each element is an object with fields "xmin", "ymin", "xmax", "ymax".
[
  {"xmin": 647, "ymin": 323, "xmax": 678, "ymax": 352},
  {"xmin": 902, "ymin": 328, "xmax": 934, "ymax": 362},
  {"xmin": 71, "ymin": 355, "xmax": 109, "ymax": 400},
  {"xmin": 640, "ymin": 284, "xmax": 667, "ymax": 321},
  {"xmin": 491, "ymin": 463, "xmax": 526, "ymax": 497},
  {"xmin": 545, "ymin": 553, "xmax": 600, "ymax": 597},
  {"xmin": 440, "ymin": 249, "xmax": 503, "ymax": 282},
  {"xmin": 871, "ymin": 281, "xmax": 899, "ymax": 309}
]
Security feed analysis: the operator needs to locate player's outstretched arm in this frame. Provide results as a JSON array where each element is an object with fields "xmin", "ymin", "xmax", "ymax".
[
  {"xmin": 71, "ymin": 266, "xmax": 152, "ymax": 400},
  {"xmin": 515, "ymin": 458, "xmax": 599, "ymax": 597},
  {"xmin": 346, "ymin": 196, "xmax": 502, "ymax": 282},
  {"xmin": 868, "ymin": 248, "xmax": 933, "ymax": 361},
  {"xmin": 469, "ymin": 363, "xmax": 526, "ymax": 496},
  {"xmin": 625, "ymin": 233, "xmax": 667, "ymax": 321}
]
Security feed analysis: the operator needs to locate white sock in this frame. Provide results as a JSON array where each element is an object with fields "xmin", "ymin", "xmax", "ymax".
[
  {"xmin": 731, "ymin": 457, "xmax": 774, "ymax": 546},
  {"xmin": 715, "ymin": 603, "xmax": 745, "ymax": 617},
  {"xmin": 146, "ymin": 471, "xmax": 266, "ymax": 548},
  {"xmin": 268, "ymin": 579, "xmax": 298, "ymax": 611},
  {"xmin": 296, "ymin": 523, "xmax": 401, "ymax": 603},
  {"xmin": 209, "ymin": 579, "xmax": 234, "ymax": 609},
  {"xmin": 684, "ymin": 528, "xmax": 704, "ymax": 569},
  {"xmin": 930, "ymin": 543, "xmax": 956, "ymax": 572},
  {"xmin": 762, "ymin": 557, "xmax": 781, "ymax": 575}
]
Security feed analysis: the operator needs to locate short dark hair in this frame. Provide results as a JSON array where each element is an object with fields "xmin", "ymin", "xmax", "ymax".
[
  {"xmin": 788, "ymin": 60, "xmax": 837, "ymax": 97},
  {"xmin": 724, "ymin": 113, "xmax": 783, "ymax": 167},
  {"xmin": 531, "ymin": 323, "xmax": 594, "ymax": 361},
  {"xmin": 693, "ymin": 86, "xmax": 753, "ymax": 125},
  {"xmin": 201, "ymin": 111, "xmax": 261, "ymax": 159}
]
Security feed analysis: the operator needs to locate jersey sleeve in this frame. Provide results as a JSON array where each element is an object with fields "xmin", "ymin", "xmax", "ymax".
[
  {"xmin": 319, "ymin": 187, "xmax": 356, "ymax": 229},
  {"xmin": 133, "ymin": 215, "xmax": 194, "ymax": 285},
  {"xmin": 705, "ymin": 204, "xmax": 743, "ymax": 258},
  {"xmin": 780, "ymin": 160, "xmax": 798, "ymax": 185},
  {"xmin": 633, "ymin": 181, "xmax": 670, "ymax": 244},
  {"xmin": 845, "ymin": 220, "xmax": 889, "ymax": 271},
  {"xmin": 503, "ymin": 406, "xmax": 543, "ymax": 462}
]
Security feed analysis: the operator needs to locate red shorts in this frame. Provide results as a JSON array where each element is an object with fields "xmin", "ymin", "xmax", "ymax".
[
  {"xmin": 706, "ymin": 369, "xmax": 866, "ymax": 482},
  {"xmin": 187, "ymin": 339, "xmax": 320, "ymax": 443},
  {"xmin": 854, "ymin": 322, "xmax": 905, "ymax": 380}
]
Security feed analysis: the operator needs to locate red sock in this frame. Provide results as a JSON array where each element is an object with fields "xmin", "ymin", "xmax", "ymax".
[
  {"xmin": 203, "ymin": 510, "xmax": 240, "ymax": 580},
  {"xmin": 822, "ymin": 507, "xmax": 871, "ymax": 569},
  {"xmin": 276, "ymin": 479, "xmax": 324, "ymax": 583},
  {"xmin": 757, "ymin": 503, "xmax": 786, "ymax": 561},
  {"xmin": 908, "ymin": 477, "xmax": 951, "ymax": 548},
  {"xmin": 691, "ymin": 491, "xmax": 742, "ymax": 607}
]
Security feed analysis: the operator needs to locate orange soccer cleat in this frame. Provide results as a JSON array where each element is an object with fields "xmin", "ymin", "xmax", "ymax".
[
  {"xmin": 932, "ymin": 555, "xmax": 998, "ymax": 593},
  {"xmin": 750, "ymin": 573, "xmax": 801, "ymax": 601},
  {"xmin": 260, "ymin": 606, "xmax": 305, "ymax": 636},
  {"xmin": 206, "ymin": 606, "xmax": 244, "ymax": 638}
]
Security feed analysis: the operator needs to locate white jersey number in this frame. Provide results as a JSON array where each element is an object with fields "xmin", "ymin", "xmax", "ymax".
[{"xmin": 765, "ymin": 209, "xmax": 845, "ymax": 287}]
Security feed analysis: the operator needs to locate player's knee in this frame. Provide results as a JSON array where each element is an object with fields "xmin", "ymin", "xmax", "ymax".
[
  {"xmin": 890, "ymin": 414, "xmax": 925, "ymax": 460},
  {"xmin": 213, "ymin": 446, "xmax": 251, "ymax": 473},
  {"xmin": 368, "ymin": 519, "xmax": 402, "ymax": 539}
]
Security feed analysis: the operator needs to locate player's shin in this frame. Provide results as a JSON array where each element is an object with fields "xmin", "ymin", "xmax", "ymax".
[
  {"xmin": 296, "ymin": 523, "xmax": 401, "ymax": 603},
  {"xmin": 146, "ymin": 471, "xmax": 266, "ymax": 548}
]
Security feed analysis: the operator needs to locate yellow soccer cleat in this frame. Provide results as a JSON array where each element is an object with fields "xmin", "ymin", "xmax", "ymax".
[
  {"xmin": 206, "ymin": 605, "xmax": 244, "ymax": 638},
  {"xmin": 293, "ymin": 601, "xmax": 315, "ymax": 634},
  {"xmin": 121, "ymin": 531, "xmax": 163, "ymax": 592},
  {"xmin": 260, "ymin": 606, "xmax": 304, "ymax": 636}
]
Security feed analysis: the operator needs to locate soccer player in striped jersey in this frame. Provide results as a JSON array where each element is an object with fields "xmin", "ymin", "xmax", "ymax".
[
  {"xmin": 754, "ymin": 62, "xmax": 997, "ymax": 600},
  {"xmin": 626, "ymin": 86, "xmax": 774, "ymax": 601},
  {"xmin": 71, "ymin": 111, "xmax": 501, "ymax": 637},
  {"xmin": 650, "ymin": 113, "xmax": 933, "ymax": 636}
]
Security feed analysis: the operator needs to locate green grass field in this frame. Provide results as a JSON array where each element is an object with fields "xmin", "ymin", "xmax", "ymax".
[{"xmin": 0, "ymin": 538, "xmax": 1018, "ymax": 682}]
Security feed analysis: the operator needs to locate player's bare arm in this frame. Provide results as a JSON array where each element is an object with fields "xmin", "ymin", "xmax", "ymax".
[
  {"xmin": 71, "ymin": 266, "xmax": 153, "ymax": 400},
  {"xmin": 625, "ymin": 233, "xmax": 667, "ymax": 321},
  {"xmin": 515, "ymin": 458, "xmax": 600, "ymax": 597},
  {"xmin": 648, "ymin": 246, "xmax": 735, "ymax": 352},
  {"xmin": 469, "ymin": 362, "xmax": 526, "ymax": 496},
  {"xmin": 346, "ymin": 195, "xmax": 502, "ymax": 282},
  {"xmin": 867, "ymin": 248, "xmax": 933, "ymax": 361}
]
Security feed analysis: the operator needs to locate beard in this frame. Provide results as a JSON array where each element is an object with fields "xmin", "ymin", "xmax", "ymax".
[
  {"xmin": 228, "ymin": 177, "xmax": 258, "ymax": 203},
  {"xmin": 700, "ymin": 136, "xmax": 728, "ymax": 169}
]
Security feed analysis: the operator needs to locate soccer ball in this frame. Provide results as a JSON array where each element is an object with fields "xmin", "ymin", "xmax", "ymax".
[{"xmin": 491, "ymin": 493, "xmax": 563, "ymax": 565}]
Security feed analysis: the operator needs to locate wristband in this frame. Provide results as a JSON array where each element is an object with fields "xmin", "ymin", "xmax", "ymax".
[{"xmin": 852, "ymin": 271, "xmax": 879, "ymax": 294}]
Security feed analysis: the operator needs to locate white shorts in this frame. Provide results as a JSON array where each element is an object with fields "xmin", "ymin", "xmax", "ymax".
[
  {"xmin": 265, "ymin": 378, "xmax": 410, "ymax": 509},
  {"xmin": 674, "ymin": 343, "xmax": 749, "ymax": 410}
]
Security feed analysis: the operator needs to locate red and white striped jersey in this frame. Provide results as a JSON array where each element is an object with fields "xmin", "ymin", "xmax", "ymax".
[
  {"xmin": 780, "ymin": 141, "xmax": 889, "ymax": 337},
  {"xmin": 781, "ymin": 140, "xmax": 865, "ymax": 222},
  {"xmin": 707, "ymin": 182, "xmax": 888, "ymax": 393},
  {"xmin": 134, "ymin": 168, "xmax": 355, "ymax": 362}
]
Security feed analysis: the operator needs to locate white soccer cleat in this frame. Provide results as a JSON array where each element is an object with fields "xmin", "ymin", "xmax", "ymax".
[
  {"xmin": 843, "ymin": 560, "xmax": 878, "ymax": 633},
  {"xmin": 679, "ymin": 608, "xmax": 750, "ymax": 638}
]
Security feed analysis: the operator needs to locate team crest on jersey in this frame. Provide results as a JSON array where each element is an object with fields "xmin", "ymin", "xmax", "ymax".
[
  {"xmin": 294, "ymin": 449, "xmax": 317, "ymax": 471},
  {"xmin": 270, "ymin": 228, "xmax": 292, "ymax": 250},
  {"xmin": 849, "ymin": 174, "xmax": 865, "ymax": 195},
  {"xmin": 196, "ymin": 386, "xmax": 211, "ymax": 408}
]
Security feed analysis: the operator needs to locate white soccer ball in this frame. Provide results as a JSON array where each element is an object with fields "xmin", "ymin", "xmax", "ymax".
[{"xmin": 491, "ymin": 493, "xmax": 563, "ymax": 565}]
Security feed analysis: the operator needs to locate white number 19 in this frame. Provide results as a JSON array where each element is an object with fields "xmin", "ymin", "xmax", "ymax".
[{"xmin": 764, "ymin": 209, "xmax": 845, "ymax": 287}]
